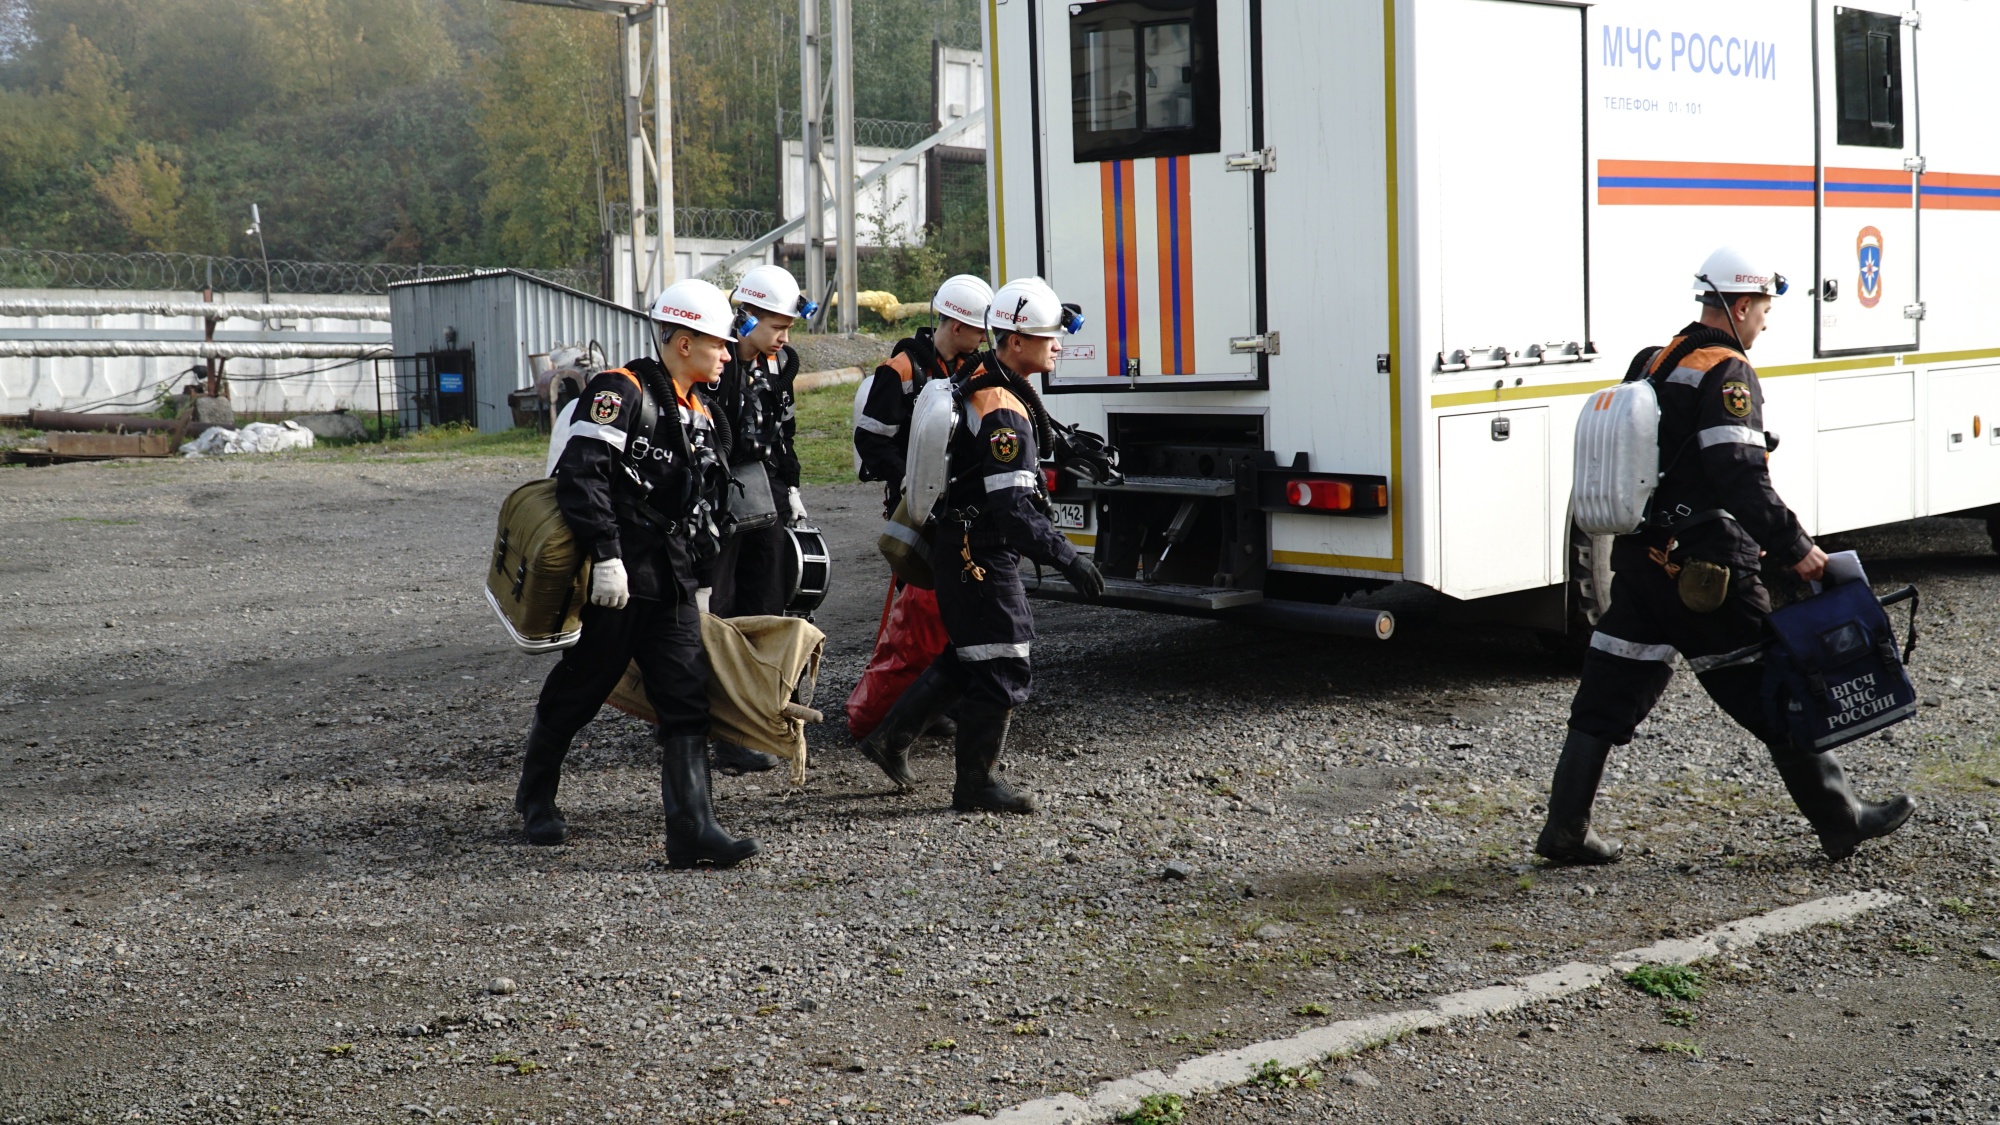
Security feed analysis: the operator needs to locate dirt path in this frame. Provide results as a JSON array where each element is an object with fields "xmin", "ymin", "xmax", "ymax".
[{"xmin": 1, "ymin": 453, "xmax": 1995, "ymax": 1123}]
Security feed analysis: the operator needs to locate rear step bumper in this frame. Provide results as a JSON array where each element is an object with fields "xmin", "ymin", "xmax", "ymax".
[{"xmin": 1025, "ymin": 574, "xmax": 1393, "ymax": 640}]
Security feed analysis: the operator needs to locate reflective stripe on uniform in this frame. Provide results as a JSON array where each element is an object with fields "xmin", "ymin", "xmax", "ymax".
[
  {"xmin": 856, "ymin": 415, "xmax": 903, "ymax": 437},
  {"xmin": 1697, "ymin": 425, "xmax": 1763, "ymax": 448},
  {"xmin": 1589, "ymin": 632, "xmax": 1677, "ymax": 663},
  {"xmin": 1664, "ymin": 365, "xmax": 1707, "ymax": 388},
  {"xmin": 570, "ymin": 421, "xmax": 628, "ymax": 447},
  {"xmin": 984, "ymin": 470, "xmax": 1038, "ymax": 492},
  {"xmin": 880, "ymin": 519, "xmax": 922, "ymax": 547},
  {"xmin": 958, "ymin": 641, "xmax": 1030, "ymax": 661}
]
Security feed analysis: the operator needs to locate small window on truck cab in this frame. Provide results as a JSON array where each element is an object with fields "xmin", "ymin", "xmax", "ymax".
[
  {"xmin": 1069, "ymin": 0, "xmax": 1220, "ymax": 163},
  {"xmin": 1833, "ymin": 7, "xmax": 1903, "ymax": 149}
]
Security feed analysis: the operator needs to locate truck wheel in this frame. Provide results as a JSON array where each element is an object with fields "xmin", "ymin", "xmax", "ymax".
[{"xmin": 1989, "ymin": 512, "xmax": 2000, "ymax": 556}]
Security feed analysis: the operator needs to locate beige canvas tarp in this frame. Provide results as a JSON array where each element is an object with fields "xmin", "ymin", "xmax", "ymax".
[{"xmin": 606, "ymin": 613, "xmax": 825, "ymax": 785}]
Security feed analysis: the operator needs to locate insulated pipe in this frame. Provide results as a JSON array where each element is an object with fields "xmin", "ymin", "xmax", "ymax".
[
  {"xmin": 1222, "ymin": 599, "xmax": 1397, "ymax": 641},
  {"xmin": 0, "ymin": 341, "xmax": 390, "ymax": 359},
  {"xmin": 0, "ymin": 299, "xmax": 388, "ymax": 320},
  {"xmin": 26, "ymin": 410, "xmax": 210, "ymax": 435}
]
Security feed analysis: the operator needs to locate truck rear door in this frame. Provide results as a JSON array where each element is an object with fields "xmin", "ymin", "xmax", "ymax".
[{"xmin": 1038, "ymin": 0, "xmax": 1264, "ymax": 391}]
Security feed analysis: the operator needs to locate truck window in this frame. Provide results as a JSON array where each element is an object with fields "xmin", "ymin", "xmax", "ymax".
[
  {"xmin": 1834, "ymin": 7, "xmax": 1903, "ymax": 149},
  {"xmin": 1069, "ymin": 0, "xmax": 1219, "ymax": 162}
]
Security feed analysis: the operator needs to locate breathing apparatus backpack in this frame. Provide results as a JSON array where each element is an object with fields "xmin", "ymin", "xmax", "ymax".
[{"xmin": 1570, "ymin": 346, "xmax": 1664, "ymax": 535}]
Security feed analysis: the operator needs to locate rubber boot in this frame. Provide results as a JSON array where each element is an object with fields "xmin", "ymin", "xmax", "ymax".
[
  {"xmin": 856, "ymin": 665, "xmax": 961, "ymax": 791},
  {"xmin": 1771, "ymin": 747, "xmax": 1915, "ymax": 861},
  {"xmin": 711, "ymin": 740, "xmax": 782, "ymax": 776},
  {"xmin": 659, "ymin": 734, "xmax": 761, "ymax": 869},
  {"xmin": 923, "ymin": 709, "xmax": 959, "ymax": 739},
  {"xmin": 513, "ymin": 719, "xmax": 570, "ymax": 846},
  {"xmin": 1533, "ymin": 729, "xmax": 1623, "ymax": 865},
  {"xmin": 950, "ymin": 699, "xmax": 1037, "ymax": 814}
]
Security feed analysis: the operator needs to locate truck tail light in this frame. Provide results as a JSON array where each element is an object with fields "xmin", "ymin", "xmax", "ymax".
[
  {"xmin": 1041, "ymin": 467, "xmax": 1061, "ymax": 493},
  {"xmin": 1287, "ymin": 479, "xmax": 1352, "ymax": 510}
]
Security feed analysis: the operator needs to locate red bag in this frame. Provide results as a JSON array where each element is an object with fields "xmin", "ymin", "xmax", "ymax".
[{"xmin": 845, "ymin": 581, "xmax": 949, "ymax": 739}]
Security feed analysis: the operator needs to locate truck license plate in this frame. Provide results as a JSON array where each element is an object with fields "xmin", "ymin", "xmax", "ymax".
[{"xmin": 1051, "ymin": 501, "xmax": 1089, "ymax": 529}]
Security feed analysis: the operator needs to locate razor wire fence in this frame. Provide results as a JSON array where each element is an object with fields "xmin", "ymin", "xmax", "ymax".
[
  {"xmin": 779, "ymin": 109, "xmax": 933, "ymax": 151},
  {"xmin": 607, "ymin": 207, "xmax": 781, "ymax": 243},
  {"xmin": 0, "ymin": 248, "xmax": 597, "ymax": 296}
]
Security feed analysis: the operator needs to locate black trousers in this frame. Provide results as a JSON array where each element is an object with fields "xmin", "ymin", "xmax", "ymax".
[
  {"xmin": 929, "ymin": 532, "xmax": 1034, "ymax": 707},
  {"xmin": 1569, "ymin": 562, "xmax": 1784, "ymax": 747},
  {"xmin": 536, "ymin": 597, "xmax": 710, "ymax": 741},
  {"xmin": 712, "ymin": 507, "xmax": 789, "ymax": 619}
]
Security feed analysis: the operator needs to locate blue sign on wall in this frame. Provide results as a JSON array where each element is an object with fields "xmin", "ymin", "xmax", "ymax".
[{"xmin": 438, "ymin": 371, "xmax": 464, "ymax": 394}]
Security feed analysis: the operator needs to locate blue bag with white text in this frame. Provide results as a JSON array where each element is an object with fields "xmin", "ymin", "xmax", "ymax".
[{"xmin": 1761, "ymin": 579, "xmax": 1919, "ymax": 754}]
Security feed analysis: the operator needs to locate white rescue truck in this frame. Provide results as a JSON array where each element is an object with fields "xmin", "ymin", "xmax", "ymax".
[{"xmin": 982, "ymin": 0, "xmax": 2000, "ymax": 639}]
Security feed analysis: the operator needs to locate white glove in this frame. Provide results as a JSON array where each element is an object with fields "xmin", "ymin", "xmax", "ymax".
[
  {"xmin": 695, "ymin": 586, "xmax": 712, "ymax": 615},
  {"xmin": 786, "ymin": 486, "xmax": 809, "ymax": 526},
  {"xmin": 589, "ymin": 557, "xmax": 630, "ymax": 609}
]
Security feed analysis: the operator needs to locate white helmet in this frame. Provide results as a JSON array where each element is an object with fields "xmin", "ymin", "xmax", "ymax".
[
  {"xmin": 987, "ymin": 276, "xmax": 1084, "ymax": 338},
  {"xmin": 931, "ymin": 273, "xmax": 993, "ymax": 329},
  {"xmin": 649, "ymin": 278, "xmax": 737, "ymax": 342},
  {"xmin": 1692, "ymin": 247, "xmax": 1789, "ymax": 298},
  {"xmin": 731, "ymin": 263, "xmax": 818, "ymax": 319}
]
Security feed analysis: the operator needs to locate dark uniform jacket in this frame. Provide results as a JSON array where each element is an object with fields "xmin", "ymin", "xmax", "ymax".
[
  {"xmin": 712, "ymin": 345, "xmax": 799, "ymax": 489},
  {"xmin": 855, "ymin": 329, "xmax": 967, "ymax": 491},
  {"xmin": 551, "ymin": 358, "xmax": 723, "ymax": 602},
  {"xmin": 943, "ymin": 359, "xmax": 1078, "ymax": 572},
  {"xmin": 1615, "ymin": 323, "xmax": 1815, "ymax": 573}
]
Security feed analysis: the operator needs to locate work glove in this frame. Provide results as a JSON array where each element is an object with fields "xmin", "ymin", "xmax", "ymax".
[
  {"xmin": 589, "ymin": 557, "xmax": 630, "ymax": 609},
  {"xmin": 786, "ymin": 486, "xmax": 809, "ymax": 526},
  {"xmin": 695, "ymin": 586, "xmax": 712, "ymax": 615},
  {"xmin": 1060, "ymin": 554, "xmax": 1106, "ymax": 601}
]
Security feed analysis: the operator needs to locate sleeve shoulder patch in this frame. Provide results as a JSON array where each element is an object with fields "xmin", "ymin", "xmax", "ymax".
[
  {"xmin": 589, "ymin": 389, "xmax": 625, "ymax": 424},
  {"xmin": 1720, "ymin": 380, "xmax": 1754, "ymax": 418},
  {"xmin": 988, "ymin": 427, "xmax": 1021, "ymax": 463}
]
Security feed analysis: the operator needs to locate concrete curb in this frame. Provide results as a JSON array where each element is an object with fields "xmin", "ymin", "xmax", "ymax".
[
  {"xmin": 795, "ymin": 366, "xmax": 865, "ymax": 393},
  {"xmin": 939, "ymin": 890, "xmax": 1900, "ymax": 1125}
]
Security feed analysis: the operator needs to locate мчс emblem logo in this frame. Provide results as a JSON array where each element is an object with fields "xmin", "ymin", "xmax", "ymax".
[
  {"xmin": 1856, "ymin": 226, "xmax": 1884, "ymax": 309},
  {"xmin": 988, "ymin": 427, "xmax": 1021, "ymax": 463},
  {"xmin": 1721, "ymin": 380, "xmax": 1753, "ymax": 419},
  {"xmin": 589, "ymin": 390, "xmax": 624, "ymax": 424}
]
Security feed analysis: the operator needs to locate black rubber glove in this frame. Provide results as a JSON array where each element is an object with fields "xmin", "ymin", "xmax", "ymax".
[{"xmin": 1061, "ymin": 554, "xmax": 1106, "ymax": 600}]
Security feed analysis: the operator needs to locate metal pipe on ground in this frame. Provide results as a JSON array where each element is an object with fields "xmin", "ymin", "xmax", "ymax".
[
  {"xmin": 25, "ymin": 410, "xmax": 211, "ymax": 436},
  {"xmin": 1222, "ymin": 599, "xmax": 1396, "ymax": 641}
]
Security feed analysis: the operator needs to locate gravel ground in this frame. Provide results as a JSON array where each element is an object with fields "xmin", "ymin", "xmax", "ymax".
[{"xmin": 1, "ymin": 450, "xmax": 1996, "ymax": 1124}]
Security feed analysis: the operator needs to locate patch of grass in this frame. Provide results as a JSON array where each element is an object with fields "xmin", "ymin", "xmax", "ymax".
[
  {"xmin": 1420, "ymin": 878, "xmax": 1458, "ymax": 898},
  {"xmin": 1916, "ymin": 734, "xmax": 2000, "ymax": 793},
  {"xmin": 1487, "ymin": 940, "xmax": 1514, "ymax": 952},
  {"xmin": 1515, "ymin": 874, "xmax": 1535, "ymax": 892},
  {"xmin": 1010, "ymin": 1021, "xmax": 1042, "ymax": 1036},
  {"xmin": 1250, "ymin": 1059, "xmax": 1321, "ymax": 1090},
  {"xmin": 1402, "ymin": 941, "xmax": 1432, "ymax": 960},
  {"xmin": 1623, "ymin": 964, "xmax": 1702, "ymax": 1002},
  {"xmin": 925, "ymin": 1037, "xmax": 957, "ymax": 1051},
  {"xmin": 1661, "ymin": 1006, "xmax": 1698, "ymax": 1028},
  {"xmin": 1939, "ymin": 897, "xmax": 1979, "ymax": 917},
  {"xmin": 1892, "ymin": 936, "xmax": 1936, "ymax": 956},
  {"xmin": 1120, "ymin": 1093, "xmax": 1187, "ymax": 1125},
  {"xmin": 307, "ymin": 421, "xmax": 548, "ymax": 462},
  {"xmin": 1641, "ymin": 1040, "xmax": 1701, "ymax": 1058},
  {"xmin": 1292, "ymin": 1002, "xmax": 1332, "ymax": 1017},
  {"xmin": 793, "ymin": 381, "xmax": 866, "ymax": 487},
  {"xmin": 322, "ymin": 1043, "xmax": 353, "ymax": 1058}
]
